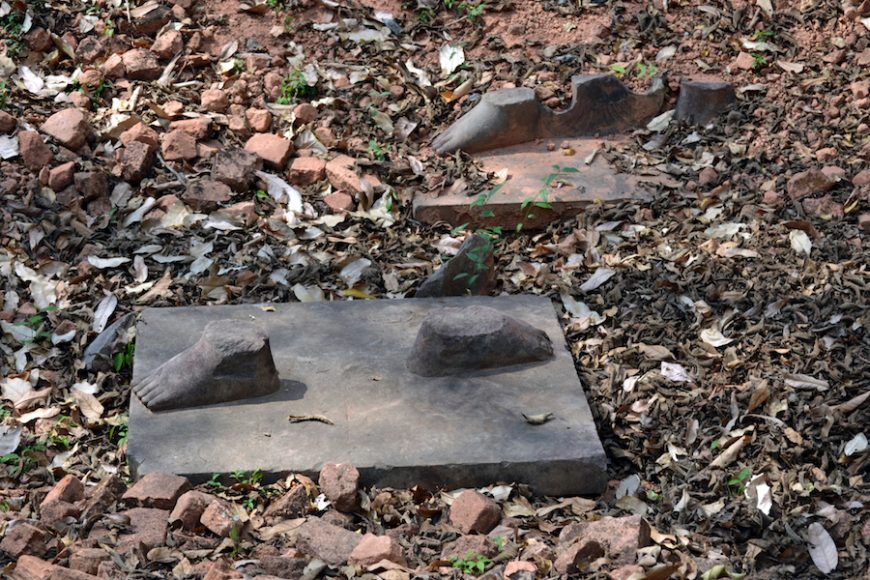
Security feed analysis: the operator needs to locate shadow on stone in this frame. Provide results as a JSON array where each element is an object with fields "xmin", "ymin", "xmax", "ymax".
[
  {"xmin": 674, "ymin": 80, "xmax": 736, "ymax": 125},
  {"xmin": 433, "ymin": 74, "xmax": 665, "ymax": 155},
  {"xmin": 407, "ymin": 305, "xmax": 553, "ymax": 377},
  {"xmin": 415, "ymin": 235, "xmax": 495, "ymax": 298},
  {"xmin": 132, "ymin": 320, "xmax": 281, "ymax": 412}
]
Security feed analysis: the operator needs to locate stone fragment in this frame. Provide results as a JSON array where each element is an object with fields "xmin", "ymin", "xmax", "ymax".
[
  {"xmin": 201, "ymin": 89, "xmax": 229, "ymax": 113},
  {"xmin": 262, "ymin": 484, "xmax": 309, "ymax": 523},
  {"xmin": 216, "ymin": 201, "xmax": 258, "ymax": 228},
  {"xmin": 19, "ymin": 131, "xmax": 53, "ymax": 170},
  {"xmin": 211, "ymin": 148, "xmax": 262, "ymax": 192},
  {"xmin": 415, "ymin": 234, "xmax": 495, "ymax": 298},
  {"xmin": 100, "ymin": 54, "xmax": 126, "ymax": 79},
  {"xmin": 441, "ymin": 535, "xmax": 498, "ymax": 560},
  {"xmin": 200, "ymin": 500, "xmax": 239, "ymax": 537},
  {"xmin": 852, "ymin": 80, "xmax": 870, "ymax": 99},
  {"xmin": 26, "ymin": 27, "xmax": 53, "ymax": 52},
  {"xmin": 558, "ymin": 515, "xmax": 651, "ymax": 565},
  {"xmin": 675, "ymin": 80, "xmax": 736, "ymax": 125},
  {"xmin": 120, "ymin": 122, "xmax": 160, "ymax": 153},
  {"xmin": 295, "ymin": 518, "xmax": 362, "ymax": 567},
  {"xmin": 325, "ymin": 155, "xmax": 363, "ymax": 193},
  {"xmin": 151, "ymin": 30, "xmax": 183, "ymax": 59},
  {"xmin": 787, "ymin": 169, "xmax": 837, "ymax": 200},
  {"xmin": 323, "ymin": 192, "xmax": 354, "ymax": 213},
  {"xmin": 122, "ymin": 49, "xmax": 163, "ymax": 81},
  {"xmin": 853, "ymin": 169, "xmax": 870, "ymax": 188},
  {"xmin": 858, "ymin": 213, "xmax": 870, "ymax": 232},
  {"xmin": 123, "ymin": 472, "xmax": 191, "ymax": 509},
  {"xmin": 449, "ymin": 490, "xmax": 501, "ymax": 534},
  {"xmin": 75, "ymin": 37, "xmax": 104, "ymax": 64},
  {"xmin": 81, "ymin": 475, "xmax": 126, "ymax": 516},
  {"xmin": 245, "ymin": 108, "xmax": 272, "ymax": 132},
  {"xmin": 49, "ymin": 162, "xmax": 76, "ymax": 192},
  {"xmin": 181, "ymin": 179, "xmax": 233, "ymax": 212},
  {"xmin": 121, "ymin": 140, "xmax": 155, "ymax": 182},
  {"xmin": 169, "ymin": 490, "xmax": 217, "ymax": 530},
  {"xmin": 319, "ymin": 463, "xmax": 360, "ymax": 512},
  {"xmin": 408, "ymin": 306, "xmax": 553, "ymax": 377},
  {"xmin": 133, "ymin": 319, "xmax": 280, "ymax": 411},
  {"xmin": 732, "ymin": 51, "xmax": 755, "ymax": 70},
  {"xmin": 293, "ymin": 103, "xmax": 317, "ymax": 124},
  {"xmin": 40, "ymin": 501, "xmax": 80, "ymax": 527},
  {"xmin": 74, "ymin": 171, "xmax": 109, "ymax": 200},
  {"xmin": 802, "ymin": 195, "xmax": 844, "ymax": 219},
  {"xmin": 349, "ymin": 534, "xmax": 406, "ymax": 567},
  {"xmin": 0, "ymin": 523, "xmax": 49, "ymax": 557},
  {"xmin": 91, "ymin": 508, "xmax": 169, "ymax": 553},
  {"xmin": 0, "ymin": 110, "xmax": 17, "ymax": 133},
  {"xmin": 258, "ymin": 556, "xmax": 307, "ymax": 578},
  {"xmin": 244, "ymin": 133, "xmax": 293, "ymax": 169},
  {"xmin": 314, "ymin": 126, "xmax": 337, "ymax": 147},
  {"xmin": 11, "ymin": 555, "xmax": 55, "ymax": 580},
  {"xmin": 41, "ymin": 109, "xmax": 90, "ymax": 150},
  {"xmin": 504, "ymin": 560, "xmax": 537, "ymax": 578},
  {"xmin": 68, "ymin": 548, "xmax": 110, "ymax": 576},
  {"xmin": 43, "ymin": 474, "xmax": 85, "ymax": 505},
  {"xmin": 161, "ymin": 129, "xmax": 198, "ymax": 161},
  {"xmin": 553, "ymin": 539, "xmax": 605, "ymax": 575},
  {"xmin": 170, "ymin": 117, "xmax": 211, "ymax": 139},
  {"xmin": 202, "ymin": 558, "xmax": 242, "ymax": 580},
  {"xmin": 288, "ymin": 156, "xmax": 326, "ymax": 185},
  {"xmin": 815, "ymin": 147, "xmax": 838, "ymax": 162},
  {"xmin": 130, "ymin": 3, "xmax": 171, "ymax": 36}
]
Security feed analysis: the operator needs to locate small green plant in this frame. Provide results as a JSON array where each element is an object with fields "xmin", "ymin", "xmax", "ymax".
[
  {"xmin": 231, "ymin": 469, "xmax": 264, "ymax": 486},
  {"xmin": 515, "ymin": 164, "xmax": 573, "ymax": 232},
  {"xmin": 751, "ymin": 29, "xmax": 773, "ymax": 41},
  {"xmin": 384, "ymin": 188, "xmax": 400, "ymax": 212},
  {"xmin": 108, "ymin": 415, "xmax": 129, "ymax": 448},
  {"xmin": 242, "ymin": 496, "xmax": 256, "ymax": 510},
  {"xmin": 728, "ymin": 467, "xmax": 751, "ymax": 496},
  {"xmin": 609, "ymin": 63, "xmax": 627, "ymax": 77},
  {"xmin": 368, "ymin": 139, "xmax": 388, "ymax": 161},
  {"xmin": 113, "ymin": 341, "xmax": 135, "ymax": 372},
  {"xmin": 492, "ymin": 535, "xmax": 505, "ymax": 551},
  {"xmin": 15, "ymin": 307, "xmax": 57, "ymax": 343},
  {"xmin": 104, "ymin": 19, "xmax": 116, "ymax": 37},
  {"xmin": 417, "ymin": 6, "xmax": 435, "ymax": 23},
  {"xmin": 445, "ymin": 0, "xmax": 486, "ymax": 20},
  {"xmin": 0, "ymin": 81, "xmax": 8, "ymax": 110},
  {"xmin": 207, "ymin": 473, "xmax": 224, "ymax": 489},
  {"xmin": 233, "ymin": 58, "xmax": 245, "ymax": 75},
  {"xmin": 1, "ymin": 10, "xmax": 26, "ymax": 57},
  {"xmin": 635, "ymin": 61, "xmax": 658, "ymax": 79},
  {"xmin": 276, "ymin": 70, "xmax": 316, "ymax": 105},
  {"xmin": 255, "ymin": 189, "xmax": 269, "ymax": 201},
  {"xmin": 751, "ymin": 53, "xmax": 767, "ymax": 71},
  {"xmin": 450, "ymin": 551, "xmax": 490, "ymax": 575}
]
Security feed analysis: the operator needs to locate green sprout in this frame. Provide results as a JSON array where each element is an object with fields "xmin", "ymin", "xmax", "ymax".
[
  {"xmin": 450, "ymin": 552, "xmax": 490, "ymax": 575},
  {"xmin": 113, "ymin": 341, "xmax": 135, "ymax": 372},
  {"xmin": 368, "ymin": 139, "xmax": 388, "ymax": 161},
  {"xmin": 727, "ymin": 467, "xmax": 751, "ymax": 496},
  {"xmin": 276, "ymin": 70, "xmax": 316, "ymax": 105},
  {"xmin": 751, "ymin": 53, "xmax": 767, "ymax": 71}
]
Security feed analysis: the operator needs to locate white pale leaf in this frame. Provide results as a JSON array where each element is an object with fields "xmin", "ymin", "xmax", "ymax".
[
  {"xmin": 700, "ymin": 327, "xmax": 734, "ymax": 348},
  {"xmin": 844, "ymin": 433, "xmax": 868, "ymax": 456},
  {"xmin": 87, "ymin": 256, "xmax": 131, "ymax": 269},
  {"xmin": 405, "ymin": 59, "xmax": 431, "ymax": 87},
  {"xmin": 439, "ymin": 44, "xmax": 465, "ymax": 76},
  {"xmin": 655, "ymin": 45, "xmax": 676, "ymax": 62},
  {"xmin": 661, "ymin": 361, "xmax": 693, "ymax": 383},
  {"xmin": 646, "ymin": 109, "xmax": 674, "ymax": 132},
  {"xmin": 0, "ymin": 134, "xmax": 18, "ymax": 159},
  {"xmin": 1, "ymin": 320, "xmax": 36, "ymax": 343},
  {"xmin": 292, "ymin": 284, "xmax": 324, "ymax": 303},
  {"xmin": 254, "ymin": 171, "xmax": 303, "ymax": 214},
  {"xmin": 756, "ymin": 0, "xmax": 773, "ymax": 16},
  {"xmin": 755, "ymin": 482, "xmax": 772, "ymax": 515},
  {"xmin": 1, "ymin": 377, "xmax": 33, "ymax": 405},
  {"xmin": 807, "ymin": 522, "xmax": 838, "ymax": 574},
  {"xmin": 579, "ymin": 267, "xmax": 615, "ymax": 293},
  {"xmin": 19, "ymin": 65, "xmax": 45, "ymax": 94},
  {"xmin": 784, "ymin": 373, "xmax": 829, "ymax": 392},
  {"xmin": 339, "ymin": 258, "xmax": 371, "ymax": 287},
  {"xmin": 73, "ymin": 389, "xmax": 104, "ymax": 421},
  {"xmin": 705, "ymin": 222, "xmax": 743, "ymax": 239},
  {"xmin": 0, "ymin": 425, "xmax": 21, "ymax": 455},
  {"xmin": 93, "ymin": 293, "xmax": 118, "ymax": 334},
  {"xmin": 790, "ymin": 229, "xmax": 812, "ymax": 256},
  {"xmin": 72, "ymin": 381, "xmax": 99, "ymax": 395}
]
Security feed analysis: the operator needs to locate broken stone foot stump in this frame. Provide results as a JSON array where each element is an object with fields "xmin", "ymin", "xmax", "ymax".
[
  {"xmin": 674, "ymin": 80, "xmax": 736, "ymax": 125},
  {"xmin": 433, "ymin": 74, "xmax": 665, "ymax": 155},
  {"xmin": 128, "ymin": 296, "xmax": 607, "ymax": 496}
]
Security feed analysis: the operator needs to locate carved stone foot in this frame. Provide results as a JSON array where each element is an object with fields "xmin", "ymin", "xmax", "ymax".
[
  {"xmin": 674, "ymin": 80, "xmax": 736, "ymax": 125},
  {"xmin": 432, "ymin": 88, "xmax": 543, "ymax": 155},
  {"xmin": 407, "ymin": 306, "xmax": 554, "ymax": 377},
  {"xmin": 133, "ymin": 320, "xmax": 280, "ymax": 412},
  {"xmin": 432, "ymin": 75, "xmax": 666, "ymax": 155}
]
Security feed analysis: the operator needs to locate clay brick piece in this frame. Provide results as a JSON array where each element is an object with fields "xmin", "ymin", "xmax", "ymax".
[
  {"xmin": 182, "ymin": 179, "xmax": 234, "ymax": 212},
  {"xmin": 262, "ymin": 484, "xmax": 309, "ymax": 523},
  {"xmin": 295, "ymin": 518, "xmax": 362, "ymax": 567},
  {"xmin": 48, "ymin": 162, "xmax": 76, "ymax": 192},
  {"xmin": 170, "ymin": 490, "xmax": 218, "ymax": 530},
  {"xmin": 41, "ymin": 108, "xmax": 90, "ymax": 150},
  {"xmin": 319, "ymin": 463, "xmax": 360, "ymax": 513},
  {"xmin": 122, "ymin": 472, "xmax": 191, "ymax": 509},
  {"xmin": 211, "ymin": 148, "xmax": 262, "ymax": 192},
  {"xmin": 348, "ymin": 534, "xmax": 406, "ymax": 567},
  {"xmin": 244, "ymin": 133, "xmax": 293, "ymax": 169},
  {"xmin": 121, "ymin": 140, "xmax": 155, "ymax": 183},
  {"xmin": 68, "ymin": 548, "xmax": 111, "ymax": 576},
  {"xmin": 43, "ymin": 474, "xmax": 85, "ymax": 506},
  {"xmin": 0, "ymin": 523, "xmax": 49, "ymax": 558},
  {"xmin": 200, "ymin": 499, "xmax": 238, "ymax": 537},
  {"xmin": 288, "ymin": 156, "xmax": 326, "ymax": 185},
  {"xmin": 323, "ymin": 192, "xmax": 354, "ymax": 213},
  {"xmin": 787, "ymin": 168, "xmax": 837, "ymax": 200},
  {"xmin": 558, "ymin": 515, "xmax": 651, "ymax": 566},
  {"xmin": 325, "ymin": 155, "xmax": 363, "ymax": 193},
  {"xmin": 162, "ymin": 129, "xmax": 198, "ymax": 161},
  {"xmin": 122, "ymin": 49, "xmax": 163, "ymax": 81},
  {"xmin": 170, "ymin": 117, "xmax": 212, "ymax": 139},
  {"xmin": 0, "ymin": 110, "xmax": 16, "ymax": 133},
  {"xmin": 19, "ymin": 131, "xmax": 54, "ymax": 171},
  {"xmin": 449, "ymin": 490, "xmax": 501, "ymax": 534}
]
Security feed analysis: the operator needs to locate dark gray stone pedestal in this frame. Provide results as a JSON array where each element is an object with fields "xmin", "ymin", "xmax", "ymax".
[{"xmin": 128, "ymin": 296, "xmax": 607, "ymax": 496}]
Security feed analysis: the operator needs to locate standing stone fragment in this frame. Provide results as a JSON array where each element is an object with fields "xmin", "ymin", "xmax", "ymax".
[
  {"xmin": 41, "ymin": 108, "xmax": 90, "ymax": 150},
  {"xmin": 449, "ymin": 490, "xmax": 501, "ymax": 534},
  {"xmin": 318, "ymin": 463, "xmax": 360, "ymax": 513},
  {"xmin": 674, "ymin": 80, "xmax": 736, "ymax": 125},
  {"xmin": 19, "ymin": 131, "xmax": 53, "ymax": 170},
  {"xmin": 415, "ymin": 234, "xmax": 495, "ymax": 298},
  {"xmin": 407, "ymin": 306, "xmax": 553, "ymax": 377}
]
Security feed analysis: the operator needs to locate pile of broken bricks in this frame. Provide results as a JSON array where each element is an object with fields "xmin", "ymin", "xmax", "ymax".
[{"xmin": 2, "ymin": 468, "xmax": 654, "ymax": 579}]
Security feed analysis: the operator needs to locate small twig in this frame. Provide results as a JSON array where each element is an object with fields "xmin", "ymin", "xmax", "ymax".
[{"xmin": 288, "ymin": 414, "xmax": 334, "ymax": 425}]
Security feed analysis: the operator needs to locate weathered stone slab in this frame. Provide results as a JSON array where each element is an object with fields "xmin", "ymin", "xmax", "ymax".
[
  {"xmin": 128, "ymin": 296, "xmax": 607, "ymax": 496},
  {"xmin": 414, "ymin": 138, "xmax": 657, "ymax": 229}
]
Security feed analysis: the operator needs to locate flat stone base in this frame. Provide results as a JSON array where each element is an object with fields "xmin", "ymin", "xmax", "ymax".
[
  {"xmin": 128, "ymin": 296, "xmax": 607, "ymax": 496},
  {"xmin": 414, "ymin": 138, "xmax": 659, "ymax": 229}
]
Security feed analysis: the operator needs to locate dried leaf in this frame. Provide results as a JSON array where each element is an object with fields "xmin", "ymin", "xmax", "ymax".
[
  {"xmin": 807, "ymin": 522, "xmax": 838, "ymax": 574},
  {"xmin": 789, "ymin": 230, "xmax": 812, "ymax": 256}
]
